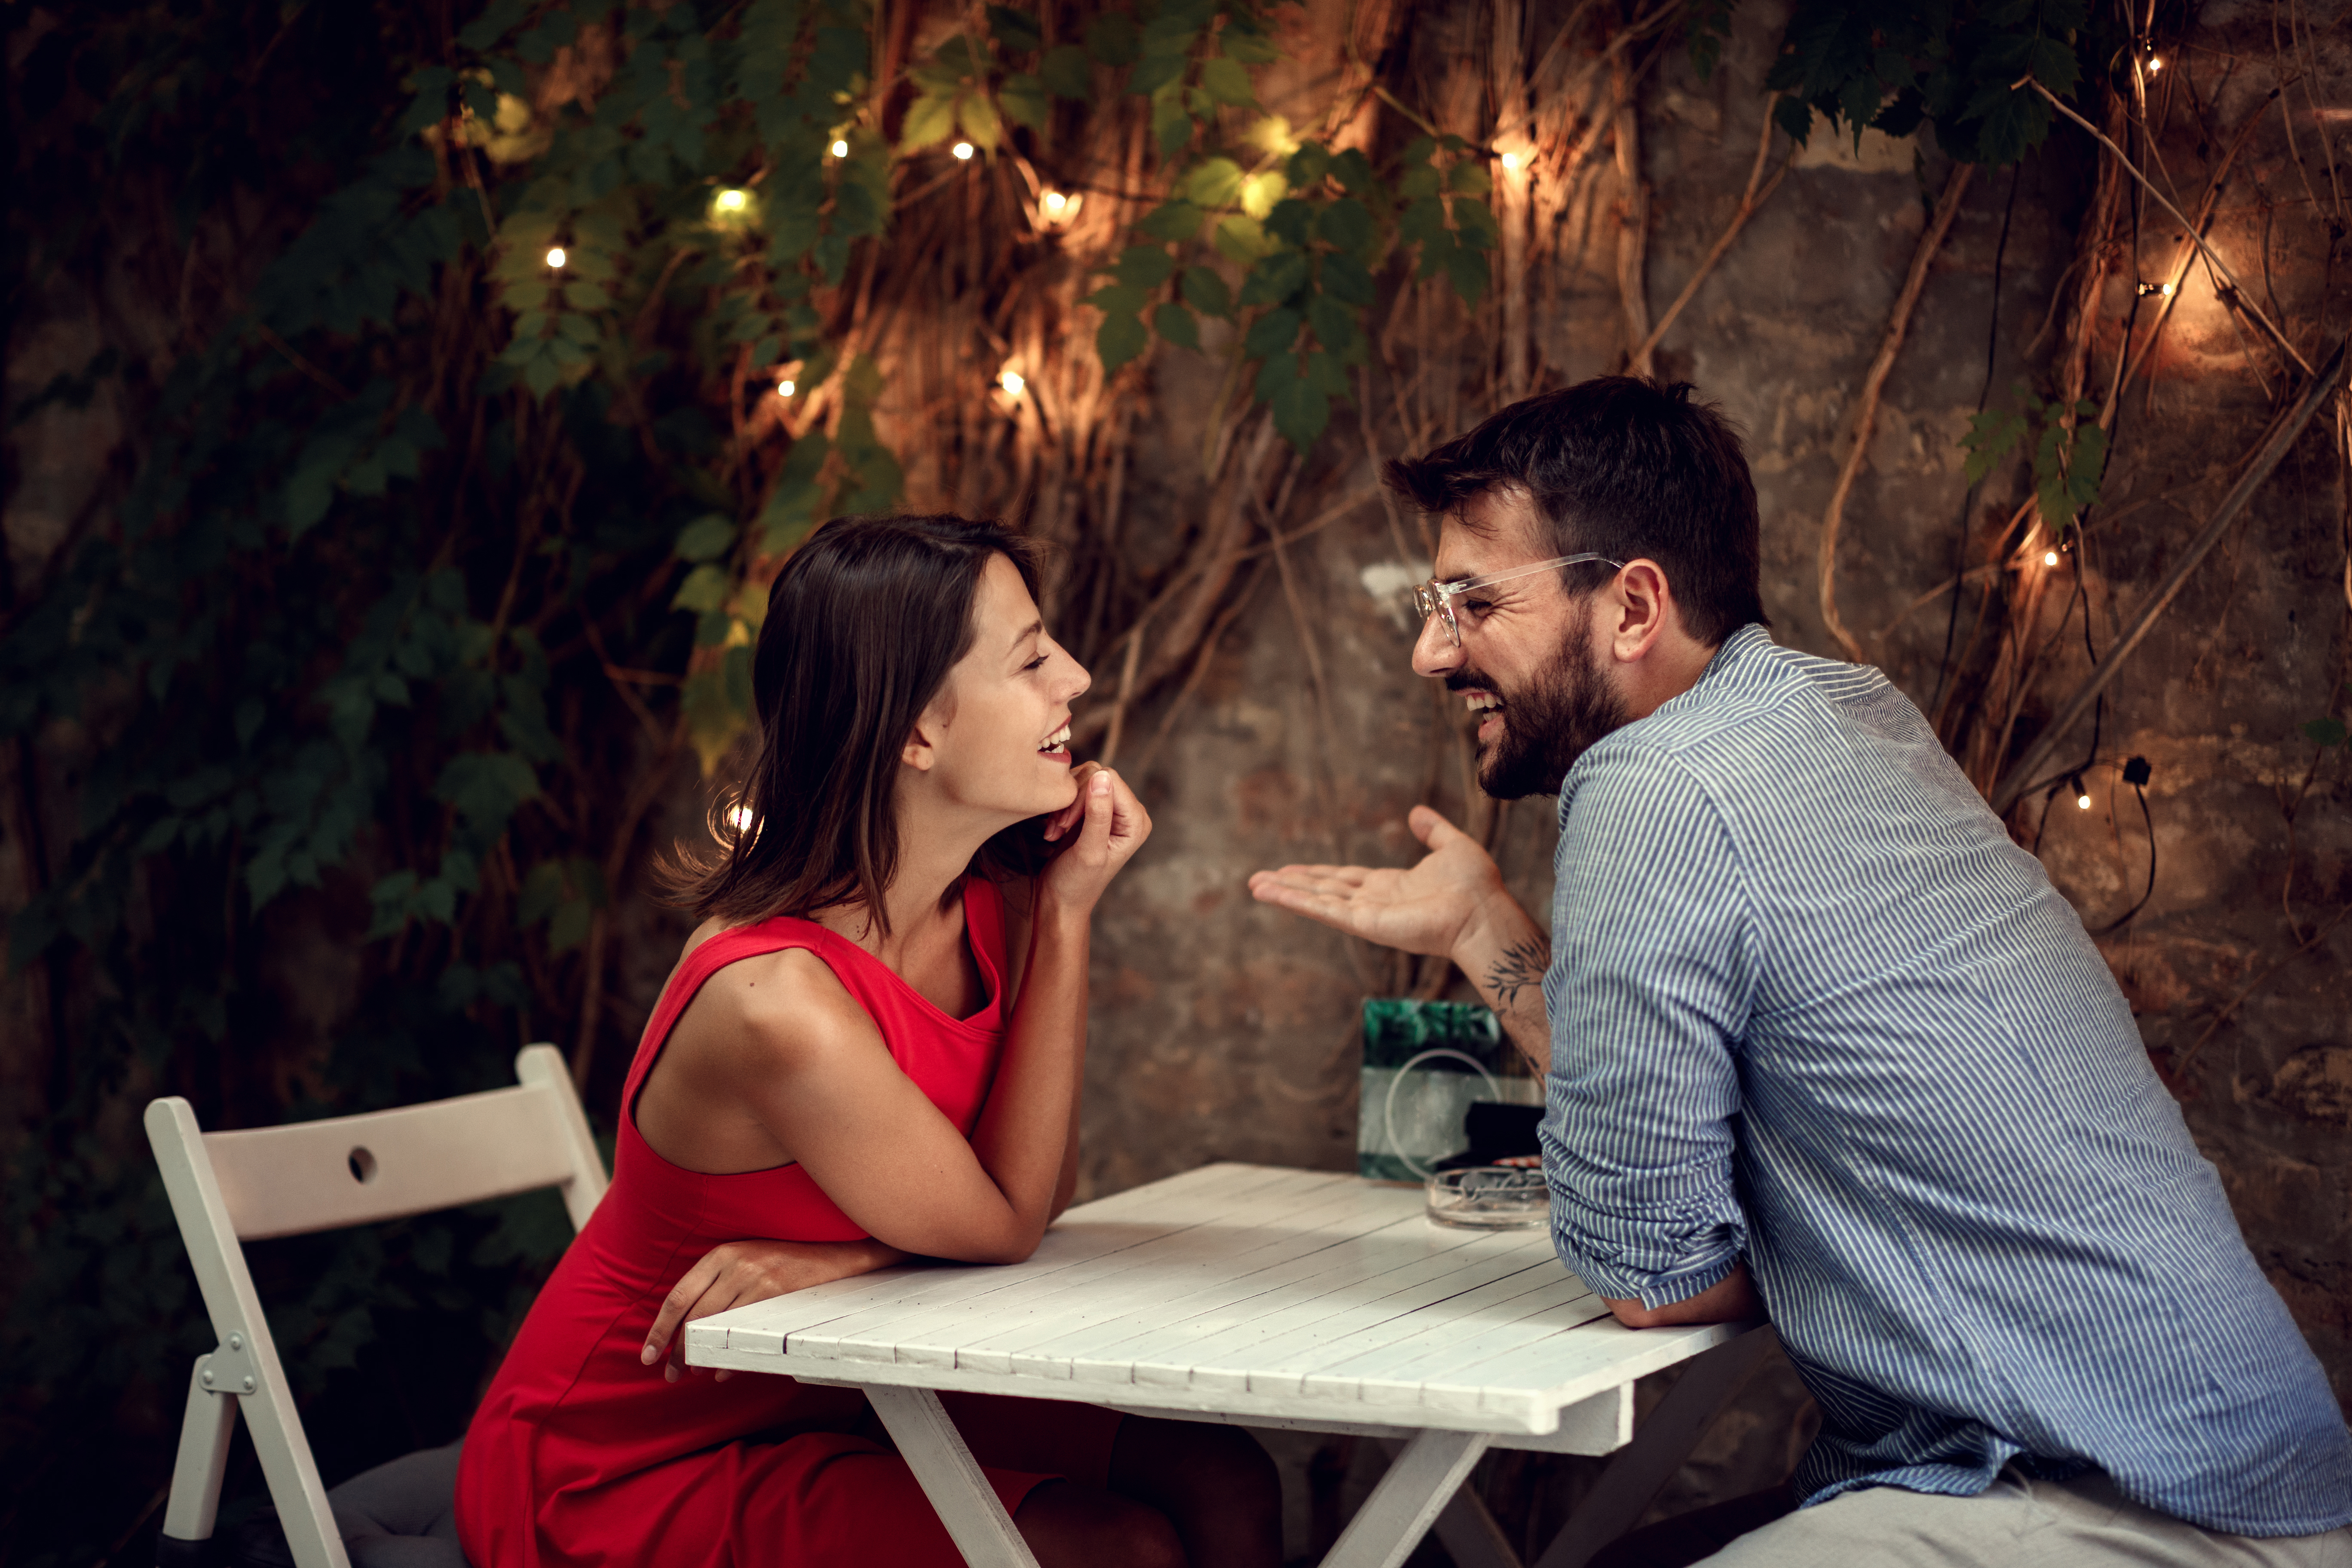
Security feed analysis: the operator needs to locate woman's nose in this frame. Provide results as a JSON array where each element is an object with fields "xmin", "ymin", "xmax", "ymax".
[{"xmin": 1063, "ymin": 649, "xmax": 1093, "ymax": 700}]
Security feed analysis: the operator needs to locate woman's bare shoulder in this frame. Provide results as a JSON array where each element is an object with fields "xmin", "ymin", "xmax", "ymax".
[{"xmin": 677, "ymin": 935, "xmax": 879, "ymax": 1072}]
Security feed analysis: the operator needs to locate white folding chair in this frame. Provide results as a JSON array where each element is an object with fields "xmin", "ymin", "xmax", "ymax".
[{"xmin": 146, "ymin": 1043, "xmax": 607, "ymax": 1568}]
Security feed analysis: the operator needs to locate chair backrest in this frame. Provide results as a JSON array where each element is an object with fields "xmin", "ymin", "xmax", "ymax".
[{"xmin": 147, "ymin": 1044, "xmax": 607, "ymax": 1568}]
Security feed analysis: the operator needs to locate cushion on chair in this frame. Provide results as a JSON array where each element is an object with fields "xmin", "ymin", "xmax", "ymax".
[{"xmin": 221, "ymin": 1440, "xmax": 469, "ymax": 1568}]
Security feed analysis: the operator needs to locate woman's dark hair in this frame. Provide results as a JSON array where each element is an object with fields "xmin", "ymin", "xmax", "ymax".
[
  {"xmin": 1382, "ymin": 376, "xmax": 1767, "ymax": 644},
  {"xmin": 673, "ymin": 514, "xmax": 1050, "ymax": 933}
]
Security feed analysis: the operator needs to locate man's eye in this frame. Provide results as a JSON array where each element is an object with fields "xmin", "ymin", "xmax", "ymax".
[{"xmin": 1461, "ymin": 597, "xmax": 1495, "ymax": 618}]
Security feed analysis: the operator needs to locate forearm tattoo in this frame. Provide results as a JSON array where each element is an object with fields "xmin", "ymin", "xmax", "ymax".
[{"xmin": 1484, "ymin": 936, "xmax": 1550, "ymax": 1014}]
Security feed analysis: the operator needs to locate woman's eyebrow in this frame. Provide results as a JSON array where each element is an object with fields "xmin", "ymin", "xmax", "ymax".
[{"xmin": 1005, "ymin": 618, "xmax": 1043, "ymax": 654}]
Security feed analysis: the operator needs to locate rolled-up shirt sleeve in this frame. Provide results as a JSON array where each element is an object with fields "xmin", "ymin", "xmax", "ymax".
[{"xmin": 1540, "ymin": 742, "xmax": 1755, "ymax": 1309}]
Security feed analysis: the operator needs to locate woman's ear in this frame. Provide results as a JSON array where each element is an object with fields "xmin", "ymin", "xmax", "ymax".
[{"xmin": 903, "ymin": 696, "xmax": 949, "ymax": 772}]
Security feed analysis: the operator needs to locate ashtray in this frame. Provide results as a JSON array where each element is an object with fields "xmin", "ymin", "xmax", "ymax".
[{"xmin": 1425, "ymin": 1164, "xmax": 1548, "ymax": 1229}]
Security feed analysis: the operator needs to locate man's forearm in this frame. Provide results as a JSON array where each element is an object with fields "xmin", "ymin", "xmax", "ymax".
[{"xmin": 1453, "ymin": 894, "xmax": 1551, "ymax": 1074}]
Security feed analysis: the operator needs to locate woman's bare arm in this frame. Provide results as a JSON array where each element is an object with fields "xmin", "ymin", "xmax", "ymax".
[{"xmin": 721, "ymin": 768, "xmax": 1146, "ymax": 1263}]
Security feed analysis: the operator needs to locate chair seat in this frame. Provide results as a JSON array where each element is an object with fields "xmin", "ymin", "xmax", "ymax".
[{"xmin": 222, "ymin": 1441, "xmax": 469, "ymax": 1568}]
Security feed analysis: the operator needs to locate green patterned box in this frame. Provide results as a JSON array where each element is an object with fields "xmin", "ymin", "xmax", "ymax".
[{"xmin": 1357, "ymin": 998, "xmax": 1540, "ymax": 1182}]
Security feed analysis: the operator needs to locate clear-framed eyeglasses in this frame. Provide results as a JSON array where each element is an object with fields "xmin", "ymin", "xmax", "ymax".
[{"xmin": 1409, "ymin": 553, "xmax": 1626, "ymax": 647}]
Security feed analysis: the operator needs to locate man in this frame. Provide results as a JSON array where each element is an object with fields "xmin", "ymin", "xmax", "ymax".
[{"xmin": 1248, "ymin": 378, "xmax": 2352, "ymax": 1566}]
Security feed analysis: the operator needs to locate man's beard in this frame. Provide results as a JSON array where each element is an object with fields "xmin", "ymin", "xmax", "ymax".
[{"xmin": 1451, "ymin": 632, "xmax": 1630, "ymax": 799}]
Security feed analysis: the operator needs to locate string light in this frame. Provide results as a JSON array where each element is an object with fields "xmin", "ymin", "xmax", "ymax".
[
  {"xmin": 2072, "ymin": 776, "xmax": 2093, "ymax": 812},
  {"xmin": 2043, "ymin": 548, "xmax": 2061, "ymax": 567},
  {"xmin": 999, "ymin": 369, "xmax": 1026, "ymax": 396},
  {"xmin": 726, "ymin": 805, "xmax": 756, "ymax": 834},
  {"xmin": 545, "ymin": 246, "xmax": 567, "ymax": 269},
  {"xmin": 830, "ymin": 138, "xmax": 848, "ymax": 158},
  {"xmin": 1043, "ymin": 190, "xmax": 1069, "ymax": 212},
  {"xmin": 1036, "ymin": 189, "xmax": 1083, "ymax": 228},
  {"xmin": 2137, "ymin": 280, "xmax": 2175, "ymax": 297},
  {"xmin": 2146, "ymin": 55, "xmax": 2163, "ymax": 74},
  {"xmin": 713, "ymin": 187, "xmax": 748, "ymax": 213},
  {"xmin": 1499, "ymin": 150, "xmax": 1526, "ymax": 172},
  {"xmin": 777, "ymin": 378, "xmax": 795, "ymax": 397},
  {"xmin": 952, "ymin": 141, "xmax": 975, "ymax": 160}
]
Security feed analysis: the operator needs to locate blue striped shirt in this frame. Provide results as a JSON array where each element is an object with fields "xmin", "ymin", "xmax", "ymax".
[{"xmin": 1537, "ymin": 624, "xmax": 2352, "ymax": 1536}]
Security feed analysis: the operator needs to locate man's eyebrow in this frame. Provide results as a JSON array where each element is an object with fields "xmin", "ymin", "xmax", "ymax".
[{"xmin": 1006, "ymin": 617, "xmax": 1043, "ymax": 653}]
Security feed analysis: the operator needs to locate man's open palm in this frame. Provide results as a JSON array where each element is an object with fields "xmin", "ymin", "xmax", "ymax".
[{"xmin": 1246, "ymin": 805, "xmax": 1503, "ymax": 958}]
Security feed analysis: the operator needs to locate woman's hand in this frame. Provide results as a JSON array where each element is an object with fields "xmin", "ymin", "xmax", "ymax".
[
  {"xmin": 641, "ymin": 1237, "xmax": 905, "ymax": 1381},
  {"xmin": 1036, "ymin": 763, "xmax": 1150, "ymax": 918}
]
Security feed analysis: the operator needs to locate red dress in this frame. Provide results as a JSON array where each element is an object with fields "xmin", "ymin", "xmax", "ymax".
[{"xmin": 456, "ymin": 878, "xmax": 1124, "ymax": 1567}]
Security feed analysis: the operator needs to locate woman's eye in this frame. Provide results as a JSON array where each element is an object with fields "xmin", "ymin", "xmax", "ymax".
[{"xmin": 1023, "ymin": 654, "xmax": 1049, "ymax": 672}]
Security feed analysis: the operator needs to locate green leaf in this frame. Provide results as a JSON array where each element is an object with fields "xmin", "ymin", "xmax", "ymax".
[
  {"xmin": 1000, "ymin": 74, "xmax": 1049, "ymax": 130},
  {"xmin": 1183, "ymin": 264, "xmax": 1234, "ymax": 318},
  {"xmin": 1307, "ymin": 293, "xmax": 1357, "ymax": 353},
  {"xmin": 1042, "ymin": 44, "xmax": 1093, "ymax": 98},
  {"xmin": 1182, "ymin": 157, "xmax": 1245, "ymax": 208},
  {"xmin": 901, "ymin": 92, "xmax": 958, "ymax": 150},
  {"xmin": 1236, "ymin": 247, "xmax": 1308, "ymax": 305},
  {"xmin": 1444, "ymin": 243, "xmax": 1489, "ymax": 307},
  {"xmin": 1447, "ymin": 160, "xmax": 1492, "ymax": 196},
  {"xmin": 986, "ymin": 4, "xmax": 1044, "ymax": 53},
  {"xmin": 1085, "ymin": 10, "xmax": 1139, "ymax": 66},
  {"xmin": 1151, "ymin": 89, "xmax": 1194, "ymax": 157},
  {"xmin": 1152, "ymin": 301, "xmax": 1201, "ymax": 349},
  {"xmin": 1243, "ymin": 306, "xmax": 1301, "ymax": 358},
  {"xmin": 1452, "ymin": 196, "xmax": 1499, "ymax": 250},
  {"xmin": 1200, "ymin": 56, "xmax": 1255, "ymax": 106},
  {"xmin": 672, "ymin": 563, "xmax": 732, "ymax": 613},
  {"xmin": 675, "ymin": 513, "xmax": 736, "ymax": 561},
  {"xmin": 1096, "ymin": 310, "xmax": 1149, "ymax": 372},
  {"xmin": 1265, "ymin": 361, "xmax": 1328, "ymax": 452},
  {"xmin": 1085, "ymin": 282, "xmax": 1150, "ymax": 316},
  {"xmin": 1213, "ymin": 213, "xmax": 1273, "ymax": 263},
  {"xmin": 1138, "ymin": 200, "xmax": 1205, "ymax": 241},
  {"xmin": 1315, "ymin": 198, "xmax": 1374, "ymax": 254},
  {"xmin": 958, "ymin": 92, "xmax": 1003, "ymax": 153},
  {"xmin": 2300, "ymin": 717, "xmax": 2349, "ymax": 748},
  {"xmin": 1220, "ymin": 24, "xmax": 1280, "ymax": 64},
  {"xmin": 1113, "ymin": 245, "xmax": 1176, "ymax": 289},
  {"xmin": 1286, "ymin": 141, "xmax": 1332, "ymax": 187},
  {"xmin": 1320, "ymin": 250, "xmax": 1374, "ymax": 307}
]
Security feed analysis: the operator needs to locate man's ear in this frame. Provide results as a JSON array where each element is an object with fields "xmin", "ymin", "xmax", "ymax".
[{"xmin": 1610, "ymin": 560, "xmax": 1675, "ymax": 663}]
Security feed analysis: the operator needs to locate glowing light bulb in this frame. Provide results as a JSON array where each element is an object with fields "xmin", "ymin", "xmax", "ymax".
[
  {"xmin": 2043, "ymin": 549, "xmax": 2061, "ymax": 567},
  {"xmin": 714, "ymin": 187, "xmax": 748, "ymax": 213},
  {"xmin": 1044, "ymin": 191, "xmax": 1067, "ymax": 211},
  {"xmin": 545, "ymin": 246, "xmax": 567, "ymax": 268},
  {"xmin": 1499, "ymin": 150, "xmax": 1525, "ymax": 172},
  {"xmin": 2159, "ymin": 281, "xmax": 2175, "ymax": 296},
  {"xmin": 830, "ymin": 138, "xmax": 848, "ymax": 158},
  {"xmin": 2076, "ymin": 791, "xmax": 2093, "ymax": 811},
  {"xmin": 999, "ymin": 369, "xmax": 1026, "ymax": 396},
  {"xmin": 727, "ymin": 805, "xmax": 756, "ymax": 834},
  {"xmin": 952, "ymin": 141, "xmax": 974, "ymax": 160},
  {"xmin": 777, "ymin": 378, "xmax": 795, "ymax": 397},
  {"xmin": 2147, "ymin": 55, "xmax": 2163, "ymax": 74}
]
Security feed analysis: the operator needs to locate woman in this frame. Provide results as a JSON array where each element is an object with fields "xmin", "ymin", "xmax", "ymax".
[{"xmin": 456, "ymin": 516, "xmax": 1281, "ymax": 1567}]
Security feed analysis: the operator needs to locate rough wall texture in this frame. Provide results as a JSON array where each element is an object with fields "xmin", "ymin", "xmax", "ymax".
[{"xmin": 6, "ymin": 0, "xmax": 2347, "ymax": 1544}]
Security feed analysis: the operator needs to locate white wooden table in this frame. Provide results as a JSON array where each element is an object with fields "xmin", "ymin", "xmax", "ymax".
[{"xmin": 688, "ymin": 1162, "xmax": 1769, "ymax": 1568}]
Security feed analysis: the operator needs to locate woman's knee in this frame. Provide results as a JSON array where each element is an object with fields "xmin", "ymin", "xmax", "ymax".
[
  {"xmin": 1016, "ymin": 1479, "xmax": 1186, "ymax": 1568},
  {"xmin": 1111, "ymin": 1416, "xmax": 1280, "ymax": 1510}
]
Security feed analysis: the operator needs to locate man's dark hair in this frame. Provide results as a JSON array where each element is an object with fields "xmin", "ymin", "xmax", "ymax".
[{"xmin": 1383, "ymin": 376, "xmax": 1766, "ymax": 645}]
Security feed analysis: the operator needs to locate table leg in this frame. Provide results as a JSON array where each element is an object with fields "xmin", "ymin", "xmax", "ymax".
[
  {"xmin": 1321, "ymin": 1428, "xmax": 1491, "ymax": 1568},
  {"xmin": 862, "ymin": 1384, "xmax": 1041, "ymax": 1568},
  {"xmin": 1374, "ymin": 1437, "xmax": 1523, "ymax": 1568},
  {"xmin": 1531, "ymin": 1327, "xmax": 1776, "ymax": 1568}
]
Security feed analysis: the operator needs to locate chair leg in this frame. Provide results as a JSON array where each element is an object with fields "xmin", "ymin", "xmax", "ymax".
[
  {"xmin": 230, "ymin": 1363, "xmax": 350, "ymax": 1568},
  {"xmin": 158, "ymin": 1358, "xmax": 237, "ymax": 1559}
]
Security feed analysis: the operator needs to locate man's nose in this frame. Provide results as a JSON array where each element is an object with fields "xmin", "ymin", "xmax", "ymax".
[{"xmin": 1410, "ymin": 613, "xmax": 1459, "ymax": 678}]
